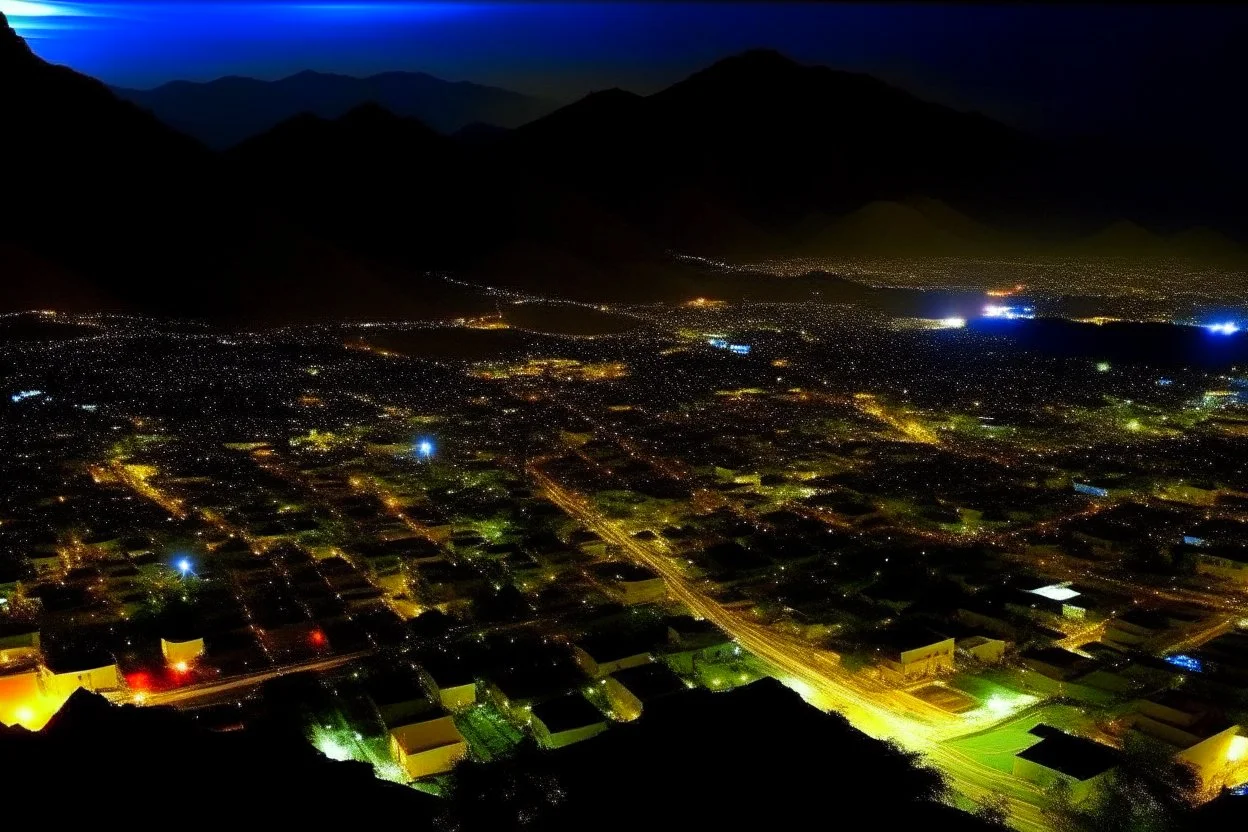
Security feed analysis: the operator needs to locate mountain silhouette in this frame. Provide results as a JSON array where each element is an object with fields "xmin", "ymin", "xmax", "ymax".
[
  {"xmin": 3, "ymin": 17, "xmax": 1244, "ymax": 319},
  {"xmin": 114, "ymin": 69, "xmax": 557, "ymax": 149},
  {"xmin": 0, "ymin": 11, "xmax": 403, "ymax": 320}
]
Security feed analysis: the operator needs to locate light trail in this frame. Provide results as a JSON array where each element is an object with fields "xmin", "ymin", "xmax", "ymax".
[{"xmin": 528, "ymin": 459, "xmax": 1052, "ymax": 831}]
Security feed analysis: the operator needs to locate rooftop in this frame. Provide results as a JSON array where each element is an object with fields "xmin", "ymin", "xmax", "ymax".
[
  {"xmin": 532, "ymin": 694, "xmax": 606, "ymax": 734},
  {"xmin": 1016, "ymin": 726, "xmax": 1120, "ymax": 781}
]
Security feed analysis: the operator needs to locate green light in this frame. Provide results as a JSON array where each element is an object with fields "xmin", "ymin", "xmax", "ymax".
[{"xmin": 1096, "ymin": 362, "xmax": 1111, "ymax": 373}]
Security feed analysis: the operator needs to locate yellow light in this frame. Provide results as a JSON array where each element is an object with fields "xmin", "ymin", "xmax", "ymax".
[
  {"xmin": 1228, "ymin": 735, "xmax": 1248, "ymax": 762},
  {"xmin": 133, "ymin": 692, "xmax": 147, "ymax": 705},
  {"xmin": 15, "ymin": 706, "xmax": 34, "ymax": 726},
  {"xmin": 173, "ymin": 660, "xmax": 189, "ymax": 673}
]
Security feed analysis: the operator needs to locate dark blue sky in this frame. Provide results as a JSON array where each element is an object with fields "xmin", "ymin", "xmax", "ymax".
[{"xmin": 6, "ymin": 1, "xmax": 1247, "ymax": 146}]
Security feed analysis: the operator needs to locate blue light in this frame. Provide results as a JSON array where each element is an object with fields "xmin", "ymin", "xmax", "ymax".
[
  {"xmin": 1156, "ymin": 378, "xmax": 1173, "ymax": 386},
  {"xmin": 177, "ymin": 557, "xmax": 192, "ymax": 575},
  {"xmin": 1182, "ymin": 535, "xmax": 1207, "ymax": 547},
  {"xmin": 707, "ymin": 338, "xmax": 729, "ymax": 349},
  {"xmin": 1205, "ymin": 322, "xmax": 1239, "ymax": 335},
  {"xmin": 10, "ymin": 389, "xmax": 43, "ymax": 403},
  {"xmin": 1164, "ymin": 654, "xmax": 1203, "ymax": 672},
  {"xmin": 415, "ymin": 438, "xmax": 435, "ymax": 460},
  {"xmin": 1073, "ymin": 482, "xmax": 1109, "ymax": 498},
  {"xmin": 728, "ymin": 344, "xmax": 751, "ymax": 355},
  {"xmin": 982, "ymin": 304, "xmax": 1035, "ymax": 320}
]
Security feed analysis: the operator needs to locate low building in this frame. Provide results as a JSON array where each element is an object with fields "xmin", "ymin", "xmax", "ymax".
[
  {"xmin": 41, "ymin": 651, "xmax": 120, "ymax": 698},
  {"xmin": 160, "ymin": 635, "xmax": 205, "ymax": 667},
  {"xmin": 1157, "ymin": 482, "xmax": 1219, "ymax": 507},
  {"xmin": 872, "ymin": 627, "xmax": 955, "ymax": 682},
  {"xmin": 367, "ymin": 671, "xmax": 440, "ymax": 727},
  {"xmin": 665, "ymin": 615, "xmax": 729, "ymax": 651},
  {"xmin": 1013, "ymin": 726, "xmax": 1120, "ymax": 803},
  {"xmin": 957, "ymin": 635, "xmax": 1007, "ymax": 664},
  {"xmin": 0, "ymin": 622, "xmax": 40, "ymax": 666},
  {"xmin": 604, "ymin": 663, "xmax": 686, "ymax": 721},
  {"xmin": 388, "ymin": 715, "xmax": 468, "ymax": 779},
  {"xmin": 1104, "ymin": 609, "xmax": 1172, "ymax": 649},
  {"xmin": 1194, "ymin": 549, "xmax": 1248, "ymax": 586},
  {"xmin": 418, "ymin": 657, "xmax": 478, "ymax": 711},
  {"xmin": 530, "ymin": 694, "xmax": 608, "ymax": 749},
  {"xmin": 588, "ymin": 562, "xmax": 667, "ymax": 605},
  {"xmin": 1015, "ymin": 581, "xmax": 1090, "ymax": 621},
  {"xmin": 1129, "ymin": 692, "xmax": 1243, "ymax": 789},
  {"xmin": 572, "ymin": 629, "xmax": 661, "ymax": 678},
  {"xmin": 1020, "ymin": 647, "xmax": 1095, "ymax": 682}
]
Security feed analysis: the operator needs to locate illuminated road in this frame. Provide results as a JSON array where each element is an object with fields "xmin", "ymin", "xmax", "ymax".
[
  {"xmin": 111, "ymin": 650, "xmax": 370, "ymax": 708},
  {"xmin": 529, "ymin": 460, "xmax": 1051, "ymax": 831}
]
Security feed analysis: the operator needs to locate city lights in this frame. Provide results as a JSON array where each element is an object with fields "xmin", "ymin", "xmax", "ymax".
[
  {"xmin": 982, "ymin": 304, "xmax": 1035, "ymax": 320},
  {"xmin": 1164, "ymin": 654, "xmax": 1203, "ymax": 672},
  {"xmin": 938, "ymin": 317, "xmax": 966, "ymax": 329}
]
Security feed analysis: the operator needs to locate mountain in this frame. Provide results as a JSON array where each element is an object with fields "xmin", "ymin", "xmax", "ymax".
[
  {"xmin": 792, "ymin": 200, "xmax": 997, "ymax": 258},
  {"xmin": 505, "ymin": 50, "xmax": 1036, "ymax": 235},
  {"xmin": 0, "ymin": 12, "xmax": 408, "ymax": 320},
  {"xmin": 502, "ymin": 49, "xmax": 1246, "ymax": 257},
  {"xmin": 5, "ymin": 20, "xmax": 1244, "ymax": 320},
  {"xmin": 114, "ymin": 69, "xmax": 557, "ymax": 149},
  {"xmin": 1070, "ymin": 220, "xmax": 1246, "ymax": 263}
]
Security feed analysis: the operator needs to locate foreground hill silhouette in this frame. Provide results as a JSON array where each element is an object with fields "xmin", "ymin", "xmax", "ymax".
[
  {"xmin": 0, "ymin": 682, "xmax": 1005, "ymax": 829},
  {"xmin": 114, "ymin": 69, "xmax": 556, "ymax": 150}
]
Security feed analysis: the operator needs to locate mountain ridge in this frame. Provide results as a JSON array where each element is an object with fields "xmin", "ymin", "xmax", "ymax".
[
  {"xmin": 113, "ymin": 67, "xmax": 559, "ymax": 149},
  {"xmin": 3, "ymin": 13, "xmax": 1244, "ymax": 319}
]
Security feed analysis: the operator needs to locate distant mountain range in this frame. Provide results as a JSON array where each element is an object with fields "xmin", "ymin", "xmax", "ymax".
[
  {"xmin": 2, "ymin": 12, "xmax": 1244, "ymax": 320},
  {"xmin": 112, "ymin": 69, "xmax": 558, "ymax": 149}
]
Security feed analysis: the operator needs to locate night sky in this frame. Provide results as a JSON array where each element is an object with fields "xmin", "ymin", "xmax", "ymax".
[{"xmin": 7, "ymin": 1, "xmax": 1247, "ymax": 153}]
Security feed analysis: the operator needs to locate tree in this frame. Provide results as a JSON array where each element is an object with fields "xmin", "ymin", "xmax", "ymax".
[
  {"xmin": 974, "ymin": 791, "xmax": 1012, "ymax": 828},
  {"xmin": 1045, "ymin": 733, "xmax": 1200, "ymax": 832}
]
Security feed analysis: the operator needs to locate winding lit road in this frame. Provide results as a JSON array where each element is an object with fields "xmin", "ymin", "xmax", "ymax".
[{"xmin": 529, "ymin": 460, "xmax": 1051, "ymax": 831}]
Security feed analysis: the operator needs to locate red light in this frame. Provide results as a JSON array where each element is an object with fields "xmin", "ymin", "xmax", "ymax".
[
  {"xmin": 126, "ymin": 672, "xmax": 152, "ymax": 692},
  {"xmin": 310, "ymin": 630, "xmax": 326, "ymax": 646}
]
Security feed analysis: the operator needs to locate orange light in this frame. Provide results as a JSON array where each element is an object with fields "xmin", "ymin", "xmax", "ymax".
[
  {"xmin": 310, "ymin": 630, "xmax": 327, "ymax": 646},
  {"xmin": 172, "ymin": 660, "xmax": 189, "ymax": 673}
]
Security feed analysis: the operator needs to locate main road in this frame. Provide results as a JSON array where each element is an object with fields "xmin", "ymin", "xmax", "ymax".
[
  {"xmin": 528, "ymin": 460, "xmax": 1051, "ymax": 831},
  {"xmin": 108, "ymin": 650, "xmax": 371, "ymax": 709}
]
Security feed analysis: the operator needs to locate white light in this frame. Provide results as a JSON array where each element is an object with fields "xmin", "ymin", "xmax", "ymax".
[
  {"xmin": 0, "ymin": 1, "xmax": 74, "ymax": 16},
  {"xmin": 177, "ymin": 558, "xmax": 191, "ymax": 574},
  {"xmin": 1028, "ymin": 583, "xmax": 1080, "ymax": 602},
  {"xmin": 1206, "ymin": 322, "xmax": 1239, "ymax": 335},
  {"xmin": 939, "ymin": 317, "xmax": 966, "ymax": 329}
]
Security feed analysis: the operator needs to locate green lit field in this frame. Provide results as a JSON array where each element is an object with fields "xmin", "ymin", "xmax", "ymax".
[
  {"xmin": 946, "ymin": 704, "xmax": 1094, "ymax": 774},
  {"xmin": 456, "ymin": 703, "xmax": 525, "ymax": 761}
]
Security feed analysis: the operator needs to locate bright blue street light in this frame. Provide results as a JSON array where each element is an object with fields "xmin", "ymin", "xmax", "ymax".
[
  {"xmin": 177, "ymin": 557, "xmax": 192, "ymax": 576},
  {"xmin": 415, "ymin": 438, "xmax": 435, "ymax": 461}
]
